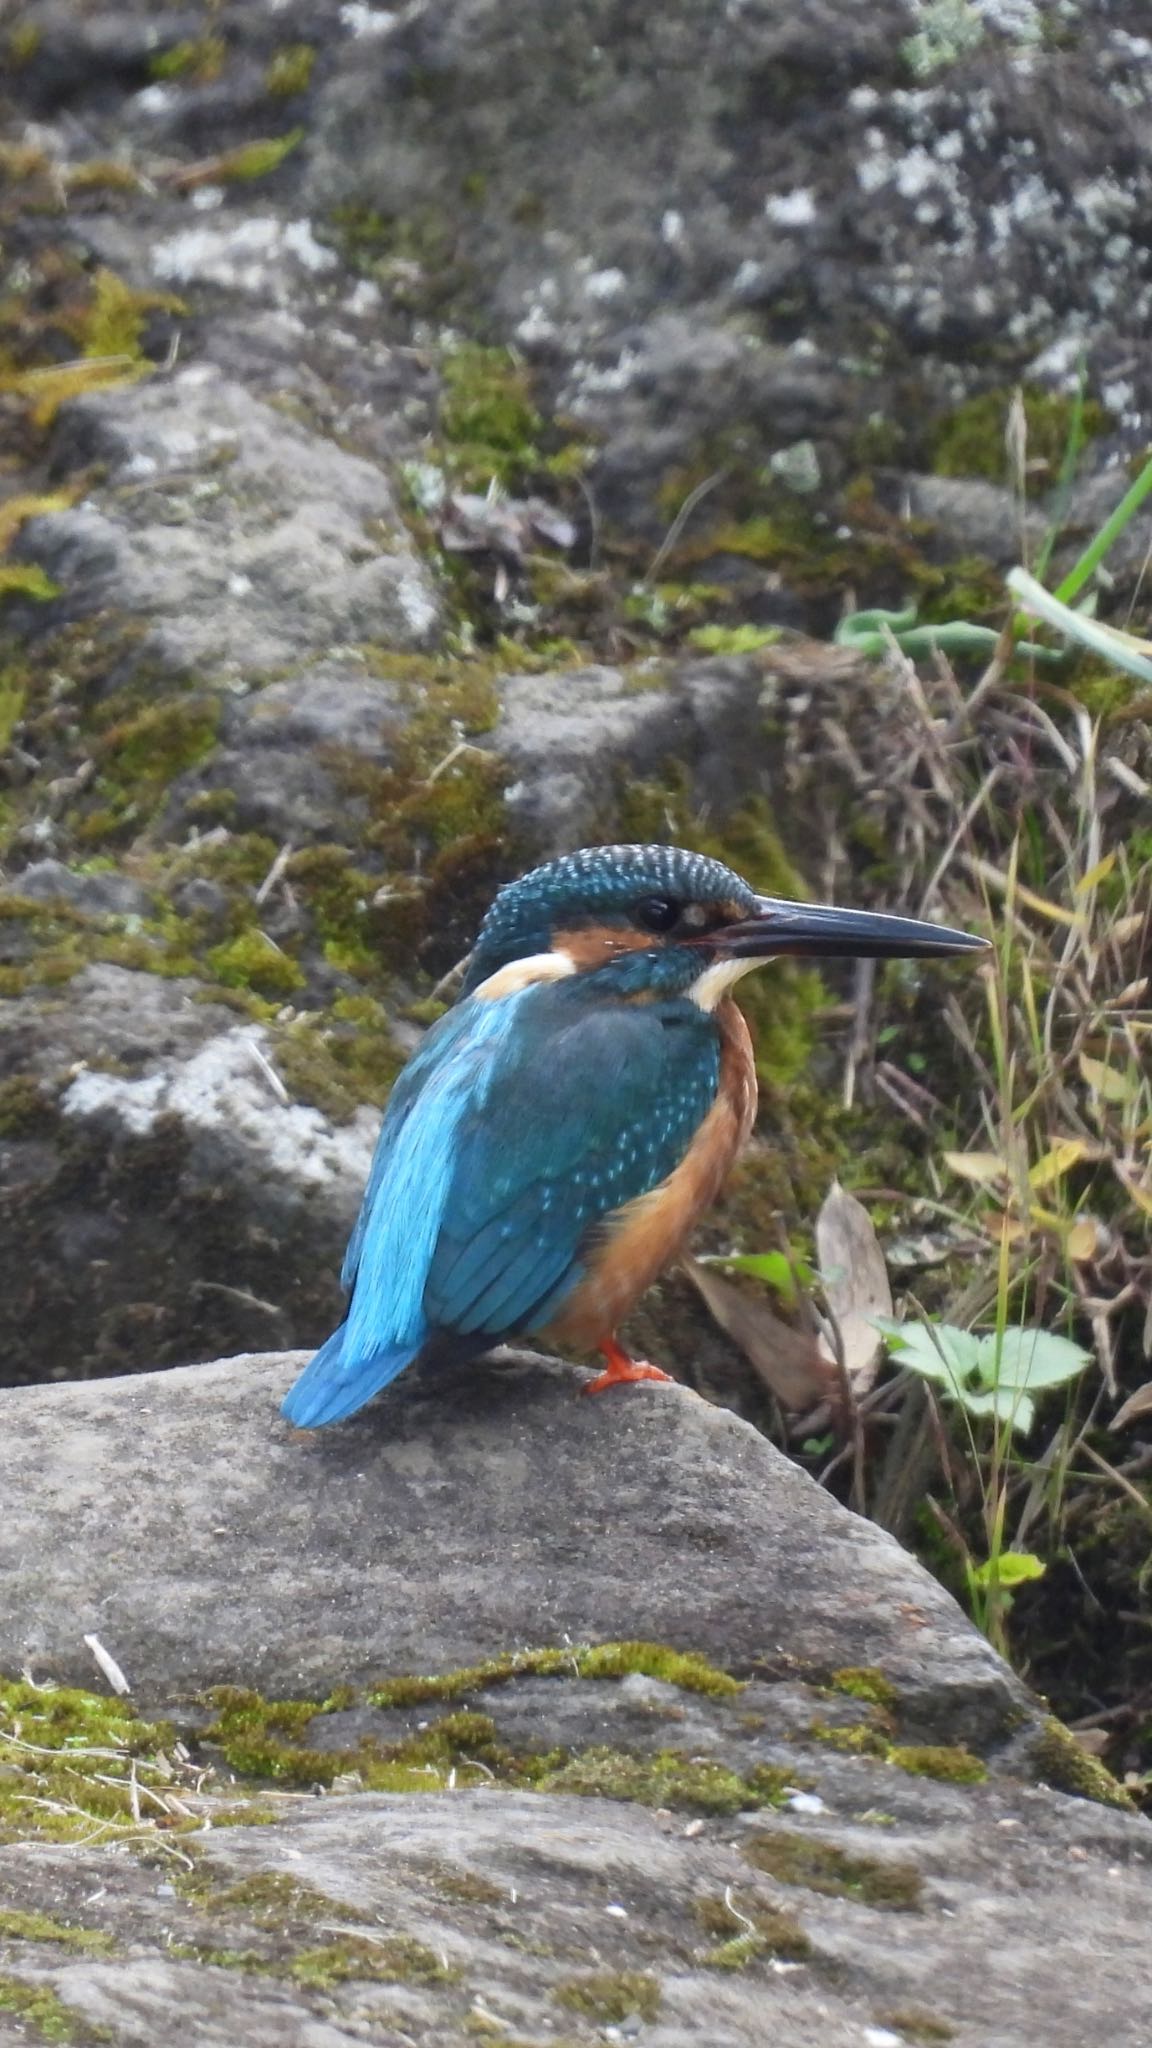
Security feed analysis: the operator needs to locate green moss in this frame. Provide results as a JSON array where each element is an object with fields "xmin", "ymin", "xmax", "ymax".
[
  {"xmin": 0, "ymin": 1976, "xmax": 108, "ymax": 2043},
  {"xmin": 7, "ymin": 23, "xmax": 41, "ymax": 64},
  {"xmin": 149, "ymin": 35, "xmax": 226, "ymax": 81},
  {"xmin": 1067, "ymin": 666, "xmax": 1137, "ymax": 719},
  {"xmin": 0, "ymin": 1913, "xmax": 115, "ymax": 1955},
  {"xmin": 687, "ymin": 624, "xmax": 781, "ymax": 655},
  {"xmin": 0, "ymin": 672, "xmax": 26, "ymax": 751},
  {"xmin": 830, "ymin": 1668, "xmax": 899, "ymax": 1710},
  {"xmin": 83, "ymin": 696, "xmax": 220, "ymax": 846},
  {"xmin": 694, "ymin": 1893, "xmax": 811, "ymax": 1966},
  {"xmin": 808, "ymin": 1720, "xmax": 891, "ymax": 1759},
  {"xmin": 931, "ymin": 386, "xmax": 1108, "ymax": 483},
  {"xmin": 266, "ymin": 43, "xmax": 315, "ymax": 95},
  {"xmin": 177, "ymin": 1866, "xmax": 368, "ymax": 1924},
  {"xmin": 63, "ymin": 159, "xmax": 143, "ymax": 195},
  {"xmin": 878, "ymin": 2010, "xmax": 956, "ymax": 2044},
  {"xmin": 196, "ymin": 1648, "xmax": 743, "ymax": 1800},
  {"xmin": 540, "ymin": 1748, "xmax": 763, "ymax": 1816},
  {"xmin": 80, "ymin": 269, "xmax": 185, "ymax": 361},
  {"xmin": 440, "ymin": 343, "xmax": 544, "ymax": 489},
  {"xmin": 214, "ymin": 132, "xmax": 304, "ymax": 183},
  {"xmin": 0, "ymin": 1073, "xmax": 57, "ymax": 1138},
  {"xmin": 1030, "ymin": 1716, "xmax": 1135, "ymax": 1810},
  {"xmin": 369, "ymin": 1640, "xmax": 742, "ymax": 1707},
  {"xmin": 283, "ymin": 846, "xmax": 379, "ymax": 979},
  {"xmin": 554, "ymin": 1971, "xmax": 661, "ymax": 2025},
  {"xmin": 202, "ymin": 1688, "xmax": 513, "ymax": 1792},
  {"xmin": 0, "ymin": 564, "xmax": 59, "ymax": 602},
  {"xmin": 165, "ymin": 1942, "xmax": 270, "ymax": 1972},
  {"xmin": 889, "ymin": 1744, "xmax": 987, "ymax": 1785},
  {"xmin": 204, "ymin": 931, "xmax": 305, "ymax": 999},
  {"xmin": 271, "ymin": 1003, "xmax": 404, "ymax": 1123},
  {"xmin": 0, "ymin": 1679, "xmax": 182, "ymax": 1847},
  {"xmin": 291, "ymin": 1935, "xmax": 456, "ymax": 1988},
  {"xmin": 744, "ymin": 1831, "xmax": 923, "ymax": 1910}
]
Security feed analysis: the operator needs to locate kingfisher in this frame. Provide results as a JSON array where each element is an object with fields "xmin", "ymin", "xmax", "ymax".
[{"xmin": 282, "ymin": 843, "xmax": 984, "ymax": 1427}]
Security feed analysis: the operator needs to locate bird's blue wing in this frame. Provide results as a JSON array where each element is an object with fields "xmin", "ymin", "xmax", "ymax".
[
  {"xmin": 281, "ymin": 995, "xmax": 531, "ymax": 1426},
  {"xmin": 282, "ymin": 981, "xmax": 719, "ymax": 1427},
  {"xmin": 423, "ymin": 989, "xmax": 720, "ymax": 1337}
]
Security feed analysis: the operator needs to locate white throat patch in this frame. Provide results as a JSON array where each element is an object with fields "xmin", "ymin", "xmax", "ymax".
[
  {"xmin": 471, "ymin": 950, "xmax": 578, "ymax": 1001},
  {"xmin": 688, "ymin": 955, "xmax": 765, "ymax": 1012}
]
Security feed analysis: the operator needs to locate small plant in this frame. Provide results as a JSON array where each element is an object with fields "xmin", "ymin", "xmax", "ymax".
[{"xmin": 875, "ymin": 1319, "xmax": 1091, "ymax": 1437}]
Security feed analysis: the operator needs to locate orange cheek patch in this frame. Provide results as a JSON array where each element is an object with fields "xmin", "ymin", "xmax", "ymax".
[{"xmin": 552, "ymin": 925, "xmax": 655, "ymax": 970}]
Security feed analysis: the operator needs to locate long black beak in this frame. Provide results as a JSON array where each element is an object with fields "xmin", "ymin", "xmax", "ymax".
[{"xmin": 715, "ymin": 896, "xmax": 990, "ymax": 961}]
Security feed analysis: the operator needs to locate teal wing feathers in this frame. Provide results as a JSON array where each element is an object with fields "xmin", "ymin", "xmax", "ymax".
[{"xmin": 282, "ymin": 981, "xmax": 720, "ymax": 1424}]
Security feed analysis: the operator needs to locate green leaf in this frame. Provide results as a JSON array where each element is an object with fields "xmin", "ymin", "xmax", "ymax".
[
  {"xmin": 874, "ymin": 1318, "xmax": 983, "ymax": 1390},
  {"xmin": 708, "ymin": 1251, "xmax": 803, "ymax": 1304},
  {"xmin": 960, "ymin": 1388, "xmax": 1036, "ymax": 1436},
  {"xmin": 970, "ymin": 1551, "xmax": 1046, "ymax": 1589},
  {"xmin": 978, "ymin": 1329, "xmax": 1092, "ymax": 1394}
]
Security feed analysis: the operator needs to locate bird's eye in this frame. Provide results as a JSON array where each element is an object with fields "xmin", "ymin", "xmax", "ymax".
[{"xmin": 633, "ymin": 895, "xmax": 681, "ymax": 933}]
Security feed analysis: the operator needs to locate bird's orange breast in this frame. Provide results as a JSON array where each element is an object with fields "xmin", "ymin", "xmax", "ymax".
[{"xmin": 545, "ymin": 997, "xmax": 757, "ymax": 1352}]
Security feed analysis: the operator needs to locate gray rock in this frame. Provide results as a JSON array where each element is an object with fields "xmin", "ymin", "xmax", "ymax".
[
  {"xmin": 0, "ymin": 969, "xmax": 376, "ymax": 1385},
  {"xmin": 309, "ymin": 0, "xmax": 1152, "ymax": 514},
  {"xmin": 489, "ymin": 657, "xmax": 774, "ymax": 851},
  {"xmin": 901, "ymin": 474, "xmax": 1048, "ymax": 565},
  {"xmin": 0, "ymin": 1772, "xmax": 1149, "ymax": 2047},
  {"xmin": 0, "ymin": 1346, "xmax": 1027, "ymax": 1742},
  {"xmin": 25, "ymin": 367, "xmax": 441, "ymax": 682},
  {"xmin": 0, "ymin": 1347, "xmax": 1150, "ymax": 2045},
  {"xmin": 188, "ymin": 662, "xmax": 407, "ymax": 840},
  {"xmin": 9, "ymin": 858, "xmax": 155, "ymax": 919}
]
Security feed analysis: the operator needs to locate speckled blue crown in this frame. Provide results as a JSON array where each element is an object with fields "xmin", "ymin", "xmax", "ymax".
[{"xmin": 462, "ymin": 842, "xmax": 757, "ymax": 991}]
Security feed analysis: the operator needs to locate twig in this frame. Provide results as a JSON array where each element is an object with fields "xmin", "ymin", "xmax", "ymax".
[{"xmin": 643, "ymin": 469, "xmax": 729, "ymax": 587}]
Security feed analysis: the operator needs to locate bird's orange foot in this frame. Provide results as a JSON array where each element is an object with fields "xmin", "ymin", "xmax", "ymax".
[{"xmin": 582, "ymin": 1335, "xmax": 675, "ymax": 1397}]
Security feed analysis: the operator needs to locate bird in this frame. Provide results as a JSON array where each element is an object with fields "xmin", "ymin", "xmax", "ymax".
[{"xmin": 282, "ymin": 842, "xmax": 986, "ymax": 1427}]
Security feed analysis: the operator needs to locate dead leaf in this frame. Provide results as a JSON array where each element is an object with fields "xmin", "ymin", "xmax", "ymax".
[
  {"xmin": 1065, "ymin": 1217, "xmax": 1100, "ymax": 1264},
  {"xmin": 1110, "ymin": 1381, "xmax": 1152, "ymax": 1431},
  {"xmin": 682, "ymin": 1258, "xmax": 840, "ymax": 1412},
  {"xmin": 943, "ymin": 1150, "xmax": 1010, "ymax": 1185},
  {"xmin": 814, "ymin": 1180, "xmax": 893, "ymax": 1395},
  {"xmin": 1029, "ymin": 1137, "xmax": 1106, "ymax": 1190},
  {"xmin": 1079, "ymin": 1052, "xmax": 1139, "ymax": 1105}
]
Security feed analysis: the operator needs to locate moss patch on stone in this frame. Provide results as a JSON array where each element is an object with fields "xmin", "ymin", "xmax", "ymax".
[
  {"xmin": 889, "ymin": 1744, "xmax": 988, "ymax": 1785},
  {"xmin": 202, "ymin": 1688, "xmax": 514, "ymax": 1793},
  {"xmin": 368, "ymin": 1640, "xmax": 743, "ymax": 1706},
  {"xmin": 204, "ymin": 930, "xmax": 306, "ymax": 1000},
  {"xmin": 744, "ymin": 1830, "xmax": 923, "ymax": 1910},
  {"xmin": 830, "ymin": 1667, "xmax": 899, "ymax": 1711},
  {"xmin": 0, "ymin": 1073, "xmax": 58, "ymax": 1138},
  {"xmin": 553, "ymin": 1970, "xmax": 661, "ymax": 2025},
  {"xmin": 694, "ymin": 1892, "xmax": 812, "ymax": 1967},
  {"xmin": 538, "ymin": 1748, "xmax": 791, "ymax": 1816},
  {"xmin": 1029, "ymin": 1716, "xmax": 1135, "ymax": 1811},
  {"xmin": 0, "ymin": 1679, "xmax": 186, "ymax": 1847},
  {"xmin": 439, "ymin": 343, "xmax": 544, "ymax": 490},
  {"xmin": 291, "ymin": 1934, "xmax": 456, "ymax": 1989},
  {"xmin": 878, "ymin": 2010, "xmax": 957, "ymax": 2044},
  {"xmin": 0, "ymin": 1912, "xmax": 115, "ymax": 1955},
  {"xmin": 0, "ymin": 1975, "xmax": 109, "ymax": 2043},
  {"xmin": 931, "ymin": 386, "xmax": 1107, "ymax": 483}
]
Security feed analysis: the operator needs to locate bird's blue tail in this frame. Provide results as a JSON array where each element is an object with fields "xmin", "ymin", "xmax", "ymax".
[{"xmin": 280, "ymin": 1323, "xmax": 423, "ymax": 1428}]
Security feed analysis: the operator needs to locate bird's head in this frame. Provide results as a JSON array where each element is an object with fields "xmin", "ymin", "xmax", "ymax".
[{"xmin": 460, "ymin": 843, "xmax": 986, "ymax": 1005}]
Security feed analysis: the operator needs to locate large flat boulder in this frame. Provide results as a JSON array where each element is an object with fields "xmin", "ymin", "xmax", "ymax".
[
  {"xmin": 3, "ymin": 1347, "xmax": 1022, "ymax": 1740},
  {"xmin": 3, "ymin": 1347, "xmax": 1149, "ymax": 2048}
]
